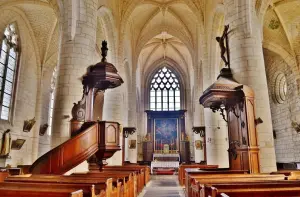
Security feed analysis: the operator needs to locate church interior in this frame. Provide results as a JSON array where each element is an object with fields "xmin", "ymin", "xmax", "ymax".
[{"xmin": 0, "ymin": 0, "xmax": 300, "ymax": 196}]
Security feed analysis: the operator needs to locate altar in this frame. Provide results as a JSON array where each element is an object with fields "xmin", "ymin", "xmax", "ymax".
[
  {"xmin": 150, "ymin": 161, "xmax": 179, "ymax": 174},
  {"xmin": 151, "ymin": 153, "xmax": 180, "ymax": 174},
  {"xmin": 153, "ymin": 153, "xmax": 180, "ymax": 161}
]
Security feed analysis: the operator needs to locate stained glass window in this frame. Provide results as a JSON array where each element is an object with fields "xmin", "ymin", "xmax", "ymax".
[
  {"xmin": 0, "ymin": 23, "xmax": 19, "ymax": 121},
  {"xmin": 150, "ymin": 67, "xmax": 180, "ymax": 111}
]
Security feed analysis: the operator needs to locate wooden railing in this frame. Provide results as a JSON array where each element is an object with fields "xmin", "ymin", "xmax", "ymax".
[{"xmin": 30, "ymin": 122, "xmax": 99, "ymax": 174}]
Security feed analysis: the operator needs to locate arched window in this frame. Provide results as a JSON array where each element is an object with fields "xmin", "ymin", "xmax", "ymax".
[
  {"xmin": 150, "ymin": 66, "xmax": 180, "ymax": 111},
  {"xmin": 0, "ymin": 23, "xmax": 19, "ymax": 121},
  {"xmin": 48, "ymin": 68, "xmax": 57, "ymax": 135}
]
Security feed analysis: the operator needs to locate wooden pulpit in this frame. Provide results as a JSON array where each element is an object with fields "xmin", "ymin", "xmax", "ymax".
[{"xmin": 200, "ymin": 68, "xmax": 260, "ymax": 173}]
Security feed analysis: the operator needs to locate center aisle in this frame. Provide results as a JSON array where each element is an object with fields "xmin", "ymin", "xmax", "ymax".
[{"xmin": 139, "ymin": 175, "xmax": 185, "ymax": 197}]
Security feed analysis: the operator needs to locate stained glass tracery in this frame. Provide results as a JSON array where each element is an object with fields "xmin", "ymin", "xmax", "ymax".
[{"xmin": 150, "ymin": 67, "xmax": 180, "ymax": 111}]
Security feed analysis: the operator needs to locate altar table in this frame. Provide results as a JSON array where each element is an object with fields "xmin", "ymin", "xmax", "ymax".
[
  {"xmin": 150, "ymin": 161, "xmax": 180, "ymax": 174},
  {"xmin": 152, "ymin": 153, "xmax": 180, "ymax": 161}
]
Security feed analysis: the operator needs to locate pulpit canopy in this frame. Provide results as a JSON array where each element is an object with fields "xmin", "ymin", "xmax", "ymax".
[
  {"xmin": 199, "ymin": 68, "xmax": 253, "ymax": 110},
  {"xmin": 82, "ymin": 41, "xmax": 123, "ymax": 90}
]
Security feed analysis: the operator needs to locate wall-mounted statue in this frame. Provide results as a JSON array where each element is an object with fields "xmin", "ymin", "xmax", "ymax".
[
  {"xmin": 0, "ymin": 129, "xmax": 11, "ymax": 156},
  {"xmin": 23, "ymin": 117, "xmax": 36, "ymax": 132}
]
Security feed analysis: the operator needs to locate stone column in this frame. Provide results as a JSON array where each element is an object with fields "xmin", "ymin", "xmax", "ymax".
[
  {"xmin": 103, "ymin": 88, "xmax": 124, "ymax": 165},
  {"xmin": 224, "ymin": 0, "xmax": 277, "ymax": 172},
  {"xmin": 31, "ymin": 79, "xmax": 43, "ymax": 161},
  {"xmin": 201, "ymin": 32, "xmax": 229, "ymax": 168},
  {"xmin": 52, "ymin": 0, "xmax": 98, "ymax": 147}
]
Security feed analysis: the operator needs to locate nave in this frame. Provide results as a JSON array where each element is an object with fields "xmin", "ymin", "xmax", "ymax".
[{"xmin": 139, "ymin": 175, "xmax": 184, "ymax": 197}]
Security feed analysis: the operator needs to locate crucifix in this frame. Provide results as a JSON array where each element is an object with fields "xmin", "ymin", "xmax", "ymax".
[{"xmin": 216, "ymin": 25, "xmax": 230, "ymax": 68}]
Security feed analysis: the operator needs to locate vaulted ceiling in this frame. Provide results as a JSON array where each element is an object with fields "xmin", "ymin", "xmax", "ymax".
[{"xmin": 263, "ymin": 0, "xmax": 300, "ymax": 56}]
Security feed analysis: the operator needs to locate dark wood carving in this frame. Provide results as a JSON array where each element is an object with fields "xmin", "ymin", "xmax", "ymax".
[
  {"xmin": 200, "ymin": 68, "xmax": 260, "ymax": 173},
  {"xmin": 180, "ymin": 141, "xmax": 190, "ymax": 163},
  {"xmin": 30, "ymin": 41, "xmax": 124, "ymax": 174},
  {"xmin": 142, "ymin": 141, "xmax": 153, "ymax": 162}
]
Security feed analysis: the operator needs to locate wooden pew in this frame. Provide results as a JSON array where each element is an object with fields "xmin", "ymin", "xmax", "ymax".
[
  {"xmin": 178, "ymin": 164, "xmax": 218, "ymax": 186},
  {"xmin": 5, "ymin": 175, "xmax": 117, "ymax": 197},
  {"xmin": 123, "ymin": 164, "xmax": 151, "ymax": 184},
  {"xmin": 0, "ymin": 185, "xmax": 83, "ymax": 197},
  {"xmin": 0, "ymin": 171, "xmax": 9, "ymax": 182},
  {"xmin": 0, "ymin": 182, "xmax": 98, "ymax": 197},
  {"xmin": 76, "ymin": 170, "xmax": 138, "ymax": 196},
  {"xmin": 204, "ymin": 180, "xmax": 300, "ymax": 197},
  {"xmin": 72, "ymin": 172, "xmax": 135, "ymax": 197},
  {"xmin": 102, "ymin": 166, "xmax": 146, "ymax": 192},
  {"xmin": 184, "ymin": 169, "xmax": 248, "ymax": 197},
  {"xmin": 189, "ymin": 174, "xmax": 286, "ymax": 197}
]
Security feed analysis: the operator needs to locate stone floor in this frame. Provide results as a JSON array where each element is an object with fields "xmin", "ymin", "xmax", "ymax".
[{"xmin": 139, "ymin": 175, "xmax": 185, "ymax": 197}]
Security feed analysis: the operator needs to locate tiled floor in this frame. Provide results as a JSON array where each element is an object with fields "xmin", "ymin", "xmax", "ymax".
[{"xmin": 139, "ymin": 175, "xmax": 185, "ymax": 197}]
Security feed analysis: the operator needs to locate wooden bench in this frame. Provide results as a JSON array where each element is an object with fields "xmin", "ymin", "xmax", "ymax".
[
  {"xmin": 189, "ymin": 174, "xmax": 287, "ymax": 197},
  {"xmin": 102, "ymin": 166, "xmax": 146, "ymax": 192},
  {"xmin": 5, "ymin": 175, "xmax": 118, "ymax": 197},
  {"xmin": 72, "ymin": 172, "xmax": 135, "ymax": 197},
  {"xmin": 205, "ymin": 180, "xmax": 300, "ymax": 197},
  {"xmin": 0, "ymin": 185, "xmax": 83, "ymax": 197},
  {"xmin": 81, "ymin": 169, "xmax": 139, "ymax": 195},
  {"xmin": 184, "ymin": 169, "xmax": 248, "ymax": 197},
  {"xmin": 178, "ymin": 164, "xmax": 218, "ymax": 186},
  {"xmin": 123, "ymin": 164, "xmax": 151, "ymax": 184},
  {"xmin": 0, "ymin": 171, "xmax": 9, "ymax": 182},
  {"xmin": 0, "ymin": 181, "xmax": 99, "ymax": 197}
]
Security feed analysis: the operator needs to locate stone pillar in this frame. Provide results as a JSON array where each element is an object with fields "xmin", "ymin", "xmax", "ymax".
[
  {"xmin": 52, "ymin": 0, "xmax": 98, "ymax": 147},
  {"xmin": 31, "ymin": 79, "xmax": 43, "ymax": 161},
  {"xmin": 224, "ymin": 0, "xmax": 277, "ymax": 172},
  {"xmin": 103, "ymin": 88, "xmax": 123, "ymax": 165},
  {"xmin": 202, "ymin": 39, "xmax": 229, "ymax": 167}
]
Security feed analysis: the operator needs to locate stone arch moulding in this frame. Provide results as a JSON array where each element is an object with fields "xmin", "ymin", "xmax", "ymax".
[
  {"xmin": 97, "ymin": 6, "xmax": 118, "ymax": 65},
  {"xmin": 144, "ymin": 58, "xmax": 188, "ymax": 111},
  {"xmin": 263, "ymin": 41, "xmax": 298, "ymax": 72}
]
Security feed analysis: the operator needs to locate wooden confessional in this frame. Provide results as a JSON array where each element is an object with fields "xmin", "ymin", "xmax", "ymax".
[
  {"xmin": 30, "ymin": 41, "xmax": 124, "ymax": 174},
  {"xmin": 200, "ymin": 68, "xmax": 260, "ymax": 173}
]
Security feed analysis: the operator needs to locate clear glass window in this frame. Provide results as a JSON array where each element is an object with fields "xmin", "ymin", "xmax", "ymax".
[
  {"xmin": 150, "ymin": 66, "xmax": 181, "ymax": 111},
  {"xmin": 0, "ymin": 23, "xmax": 19, "ymax": 121}
]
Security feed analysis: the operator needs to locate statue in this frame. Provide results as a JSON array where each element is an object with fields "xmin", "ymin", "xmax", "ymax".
[
  {"xmin": 216, "ymin": 25, "xmax": 230, "ymax": 67},
  {"xmin": 0, "ymin": 129, "xmax": 12, "ymax": 156}
]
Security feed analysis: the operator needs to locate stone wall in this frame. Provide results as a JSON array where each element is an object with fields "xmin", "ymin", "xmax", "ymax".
[
  {"xmin": 264, "ymin": 49, "xmax": 300, "ymax": 163},
  {"xmin": 0, "ymin": 8, "xmax": 40, "ymax": 167}
]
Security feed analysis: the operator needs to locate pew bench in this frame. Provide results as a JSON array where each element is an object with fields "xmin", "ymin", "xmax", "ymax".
[
  {"xmin": 178, "ymin": 164, "xmax": 218, "ymax": 186},
  {"xmin": 190, "ymin": 174, "xmax": 287, "ymax": 197},
  {"xmin": 5, "ymin": 176, "xmax": 118, "ymax": 197},
  {"xmin": 101, "ymin": 166, "xmax": 145, "ymax": 192},
  {"xmin": 0, "ymin": 182, "xmax": 98, "ymax": 197},
  {"xmin": 0, "ymin": 186, "xmax": 83, "ymax": 197},
  {"xmin": 72, "ymin": 172, "xmax": 135, "ymax": 197},
  {"xmin": 184, "ymin": 169, "xmax": 248, "ymax": 197},
  {"xmin": 206, "ymin": 181, "xmax": 300, "ymax": 197}
]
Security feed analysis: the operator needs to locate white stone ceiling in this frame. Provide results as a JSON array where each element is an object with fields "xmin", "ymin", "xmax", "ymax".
[
  {"xmin": 264, "ymin": 0, "xmax": 300, "ymax": 55},
  {"xmin": 140, "ymin": 32, "xmax": 192, "ymax": 74},
  {"xmin": 126, "ymin": 0, "xmax": 198, "ymax": 78}
]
